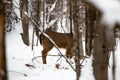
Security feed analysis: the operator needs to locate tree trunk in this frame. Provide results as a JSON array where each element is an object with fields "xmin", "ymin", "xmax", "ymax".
[
  {"xmin": 68, "ymin": 0, "xmax": 73, "ymax": 33},
  {"xmin": 20, "ymin": 0, "xmax": 29, "ymax": 46},
  {"xmin": 93, "ymin": 11, "xmax": 109, "ymax": 80},
  {"xmin": 72, "ymin": 0, "xmax": 81, "ymax": 80},
  {"xmin": 93, "ymin": 23, "xmax": 109, "ymax": 80},
  {"xmin": 35, "ymin": 0, "xmax": 41, "ymax": 37},
  {"xmin": 85, "ymin": 4, "xmax": 95, "ymax": 56},
  {"xmin": 42, "ymin": 0, "xmax": 45, "ymax": 31},
  {"xmin": 84, "ymin": 1, "xmax": 116, "ymax": 80},
  {"xmin": 0, "ymin": 2, "xmax": 7, "ymax": 80}
]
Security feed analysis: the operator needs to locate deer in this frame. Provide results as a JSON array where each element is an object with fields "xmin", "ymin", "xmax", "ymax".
[{"xmin": 39, "ymin": 28, "xmax": 83, "ymax": 64}]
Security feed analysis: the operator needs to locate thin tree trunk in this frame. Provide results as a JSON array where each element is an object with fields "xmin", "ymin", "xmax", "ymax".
[
  {"xmin": 68, "ymin": 0, "xmax": 72, "ymax": 33},
  {"xmin": 72, "ymin": 0, "xmax": 81, "ymax": 80},
  {"xmin": 0, "ymin": 2, "xmax": 7, "ymax": 80},
  {"xmin": 112, "ymin": 52, "xmax": 116, "ymax": 80},
  {"xmin": 43, "ymin": 0, "xmax": 45, "ymax": 31},
  {"xmin": 35, "ymin": 0, "xmax": 41, "ymax": 37},
  {"xmin": 35, "ymin": 0, "xmax": 41, "ymax": 46}
]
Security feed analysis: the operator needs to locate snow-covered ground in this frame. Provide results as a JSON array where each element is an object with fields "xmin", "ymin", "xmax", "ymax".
[
  {"xmin": 5, "ymin": 21, "xmax": 96, "ymax": 80},
  {"xmin": 5, "ymin": 21, "xmax": 120, "ymax": 80},
  {"xmin": 5, "ymin": 0, "xmax": 120, "ymax": 80}
]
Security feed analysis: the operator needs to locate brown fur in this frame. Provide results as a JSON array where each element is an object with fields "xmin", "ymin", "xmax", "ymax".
[{"xmin": 40, "ymin": 28, "xmax": 82, "ymax": 64}]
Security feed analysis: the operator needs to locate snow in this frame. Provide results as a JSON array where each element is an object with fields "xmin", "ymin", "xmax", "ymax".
[
  {"xmin": 7, "ymin": 25, "xmax": 120, "ymax": 80},
  {"xmin": 5, "ymin": 21, "xmax": 95, "ymax": 80},
  {"xmin": 6, "ymin": 0, "xmax": 120, "ymax": 80}
]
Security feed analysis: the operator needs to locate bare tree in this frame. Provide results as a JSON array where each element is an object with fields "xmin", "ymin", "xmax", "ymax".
[
  {"xmin": 29, "ymin": 0, "xmax": 41, "ymax": 38},
  {"xmin": 28, "ymin": 0, "xmax": 41, "ymax": 48},
  {"xmin": 85, "ymin": 2, "xmax": 109, "ymax": 80},
  {"xmin": 85, "ymin": 1, "xmax": 116, "ymax": 80},
  {"xmin": 20, "ymin": 0, "xmax": 29, "ymax": 46},
  {"xmin": 35, "ymin": 0, "xmax": 41, "ymax": 37},
  {"xmin": 0, "ymin": 1, "xmax": 7, "ymax": 80},
  {"xmin": 68, "ymin": 0, "xmax": 73, "ymax": 33},
  {"xmin": 85, "ymin": 3, "xmax": 95, "ymax": 57},
  {"xmin": 72, "ymin": 0, "xmax": 81, "ymax": 80}
]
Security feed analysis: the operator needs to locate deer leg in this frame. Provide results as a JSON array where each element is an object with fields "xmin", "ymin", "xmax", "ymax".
[
  {"xmin": 66, "ymin": 48, "xmax": 74, "ymax": 64},
  {"xmin": 42, "ymin": 44, "xmax": 53, "ymax": 64},
  {"xmin": 42, "ymin": 49, "xmax": 48, "ymax": 64},
  {"xmin": 66, "ymin": 48, "xmax": 72, "ymax": 59}
]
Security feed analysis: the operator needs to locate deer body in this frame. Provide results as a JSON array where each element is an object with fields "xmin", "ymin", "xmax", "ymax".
[{"xmin": 40, "ymin": 28, "xmax": 82, "ymax": 64}]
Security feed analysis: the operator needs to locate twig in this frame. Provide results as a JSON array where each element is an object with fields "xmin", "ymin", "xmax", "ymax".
[
  {"xmin": 36, "ymin": 38, "xmax": 39, "ymax": 46},
  {"xmin": 24, "ymin": 12, "xmax": 76, "ymax": 72},
  {"xmin": 56, "ymin": 55, "xmax": 63, "ymax": 62},
  {"xmin": 32, "ymin": 55, "xmax": 64, "ymax": 62},
  {"xmin": 112, "ymin": 51, "xmax": 116, "ymax": 80},
  {"xmin": 8, "ymin": 70, "xmax": 27, "ymax": 77},
  {"xmin": 47, "ymin": 0, "xmax": 58, "ymax": 23},
  {"xmin": 31, "ymin": 28, "xmax": 35, "ymax": 50},
  {"xmin": 80, "ymin": 56, "xmax": 88, "ymax": 65}
]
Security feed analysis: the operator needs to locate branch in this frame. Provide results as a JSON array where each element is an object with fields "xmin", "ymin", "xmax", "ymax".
[
  {"xmin": 24, "ymin": 12, "xmax": 76, "ymax": 71},
  {"xmin": 47, "ymin": 0, "xmax": 58, "ymax": 23},
  {"xmin": 9, "ymin": 70, "xmax": 27, "ymax": 77},
  {"xmin": 32, "ymin": 55, "xmax": 62, "ymax": 62},
  {"xmin": 46, "ymin": 11, "xmax": 66, "ymax": 29},
  {"xmin": 13, "ymin": 0, "xmax": 20, "ymax": 9}
]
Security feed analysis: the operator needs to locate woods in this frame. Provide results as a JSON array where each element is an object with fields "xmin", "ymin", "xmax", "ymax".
[{"xmin": 1, "ymin": 0, "xmax": 120, "ymax": 80}]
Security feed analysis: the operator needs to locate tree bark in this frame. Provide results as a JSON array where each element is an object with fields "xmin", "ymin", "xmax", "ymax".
[
  {"xmin": 93, "ymin": 11, "xmax": 110, "ymax": 80},
  {"xmin": 72, "ymin": 0, "xmax": 81, "ymax": 80},
  {"xmin": 85, "ymin": 4, "xmax": 95, "ymax": 56},
  {"xmin": 0, "ymin": 2, "xmax": 7, "ymax": 80},
  {"xmin": 93, "ymin": 23, "xmax": 109, "ymax": 80},
  {"xmin": 68, "ymin": 0, "xmax": 72, "ymax": 33},
  {"xmin": 20, "ymin": 0, "xmax": 29, "ymax": 46},
  {"xmin": 84, "ymin": 2, "xmax": 110, "ymax": 80},
  {"xmin": 35, "ymin": 0, "xmax": 41, "ymax": 37}
]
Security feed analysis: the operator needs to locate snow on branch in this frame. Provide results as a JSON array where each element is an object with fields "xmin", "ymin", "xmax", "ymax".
[
  {"xmin": 49, "ymin": 0, "xmax": 58, "ymax": 12},
  {"xmin": 47, "ymin": 0, "xmax": 58, "ymax": 23},
  {"xmin": 4, "ymin": 0, "xmax": 12, "ymax": 4},
  {"xmin": 46, "ymin": 11, "xmax": 66, "ymax": 29}
]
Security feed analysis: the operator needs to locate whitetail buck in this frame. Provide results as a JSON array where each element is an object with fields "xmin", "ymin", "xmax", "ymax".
[{"xmin": 40, "ymin": 28, "xmax": 83, "ymax": 64}]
